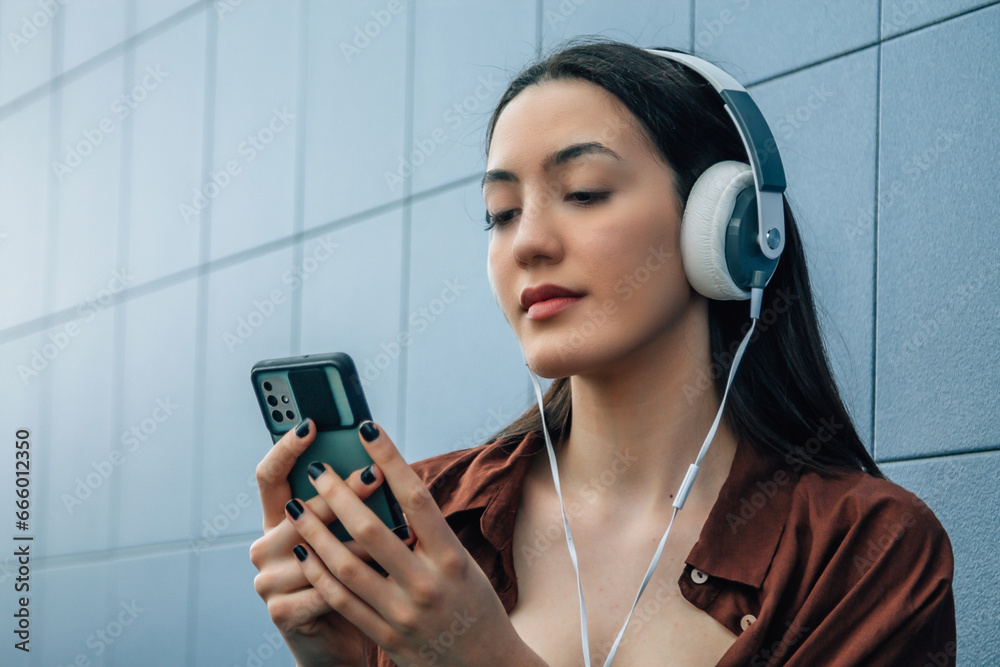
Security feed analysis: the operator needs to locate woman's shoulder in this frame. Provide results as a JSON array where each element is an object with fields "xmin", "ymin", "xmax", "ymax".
[{"xmin": 785, "ymin": 464, "xmax": 953, "ymax": 579}]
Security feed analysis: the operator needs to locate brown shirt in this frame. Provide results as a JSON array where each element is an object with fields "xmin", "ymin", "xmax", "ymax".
[{"xmin": 365, "ymin": 430, "xmax": 956, "ymax": 666}]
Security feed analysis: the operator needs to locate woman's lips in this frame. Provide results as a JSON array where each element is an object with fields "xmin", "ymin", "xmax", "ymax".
[{"xmin": 525, "ymin": 296, "xmax": 583, "ymax": 320}]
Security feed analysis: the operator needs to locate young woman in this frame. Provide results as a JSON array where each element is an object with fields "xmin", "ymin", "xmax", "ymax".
[{"xmin": 250, "ymin": 39, "xmax": 956, "ymax": 667}]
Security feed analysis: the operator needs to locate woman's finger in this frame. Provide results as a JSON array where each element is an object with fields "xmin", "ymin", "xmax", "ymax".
[
  {"xmin": 257, "ymin": 418, "xmax": 316, "ymax": 531},
  {"xmin": 285, "ymin": 495, "xmax": 401, "ymax": 623},
  {"xmin": 292, "ymin": 542, "xmax": 395, "ymax": 648},
  {"xmin": 355, "ymin": 421, "xmax": 465, "ymax": 561},
  {"xmin": 253, "ymin": 463, "xmax": 402, "ymax": 565}
]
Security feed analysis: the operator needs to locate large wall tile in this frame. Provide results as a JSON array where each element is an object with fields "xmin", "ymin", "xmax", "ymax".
[
  {"xmin": 39, "ymin": 306, "xmax": 117, "ymax": 557},
  {"xmin": 299, "ymin": 210, "xmax": 406, "ymax": 441},
  {"xmin": 50, "ymin": 54, "xmax": 124, "ymax": 315},
  {"xmin": 209, "ymin": 0, "xmax": 300, "ymax": 259},
  {"xmin": 127, "ymin": 9, "xmax": 207, "ymax": 285},
  {"xmin": 404, "ymin": 181, "xmax": 531, "ymax": 462},
  {"xmin": 107, "ymin": 551, "xmax": 190, "ymax": 664},
  {"xmin": 193, "ymin": 541, "xmax": 296, "ymax": 667},
  {"xmin": 749, "ymin": 47, "xmax": 879, "ymax": 449},
  {"xmin": 303, "ymin": 0, "xmax": 408, "ymax": 227},
  {"xmin": 409, "ymin": 0, "xmax": 536, "ymax": 194},
  {"xmin": 875, "ymin": 5, "xmax": 1000, "ymax": 460},
  {"xmin": 117, "ymin": 280, "xmax": 199, "ymax": 548},
  {"xmin": 201, "ymin": 249, "xmax": 294, "ymax": 540},
  {"xmin": 31, "ymin": 561, "xmax": 110, "ymax": 667},
  {"xmin": 883, "ymin": 451, "xmax": 999, "ymax": 667},
  {"xmin": 694, "ymin": 0, "xmax": 878, "ymax": 83},
  {"xmin": 61, "ymin": 0, "xmax": 129, "ymax": 74},
  {"xmin": 0, "ymin": 96, "xmax": 49, "ymax": 329}
]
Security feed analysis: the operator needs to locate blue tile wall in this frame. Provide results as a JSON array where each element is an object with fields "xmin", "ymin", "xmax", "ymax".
[{"xmin": 0, "ymin": 1, "xmax": 995, "ymax": 664}]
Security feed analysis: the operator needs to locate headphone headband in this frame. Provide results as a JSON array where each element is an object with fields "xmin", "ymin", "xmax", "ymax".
[{"xmin": 644, "ymin": 48, "xmax": 787, "ymax": 260}]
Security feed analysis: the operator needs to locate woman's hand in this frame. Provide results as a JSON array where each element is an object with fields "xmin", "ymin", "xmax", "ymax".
[
  {"xmin": 250, "ymin": 418, "xmax": 416, "ymax": 667},
  {"xmin": 286, "ymin": 419, "xmax": 545, "ymax": 667}
]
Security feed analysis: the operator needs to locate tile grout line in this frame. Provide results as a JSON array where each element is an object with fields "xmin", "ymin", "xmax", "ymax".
[
  {"xmin": 871, "ymin": 0, "xmax": 882, "ymax": 462},
  {"xmin": 107, "ymin": 3, "xmax": 138, "ymax": 666},
  {"xmin": 290, "ymin": 0, "xmax": 309, "ymax": 357},
  {"xmin": 185, "ymin": 5, "xmax": 218, "ymax": 664},
  {"xmin": 396, "ymin": 0, "xmax": 417, "ymax": 455}
]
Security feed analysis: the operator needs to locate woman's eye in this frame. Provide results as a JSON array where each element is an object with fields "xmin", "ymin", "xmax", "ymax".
[
  {"xmin": 484, "ymin": 208, "xmax": 517, "ymax": 231},
  {"xmin": 568, "ymin": 191, "xmax": 610, "ymax": 205}
]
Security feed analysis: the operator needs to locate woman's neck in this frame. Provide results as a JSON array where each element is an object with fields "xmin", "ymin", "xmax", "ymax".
[{"xmin": 553, "ymin": 302, "xmax": 739, "ymax": 520}]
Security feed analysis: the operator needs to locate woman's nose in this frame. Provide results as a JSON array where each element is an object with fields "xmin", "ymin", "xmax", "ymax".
[{"xmin": 511, "ymin": 191, "xmax": 564, "ymax": 267}]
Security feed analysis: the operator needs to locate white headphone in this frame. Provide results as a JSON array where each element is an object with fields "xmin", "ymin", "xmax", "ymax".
[{"xmin": 494, "ymin": 48, "xmax": 789, "ymax": 667}]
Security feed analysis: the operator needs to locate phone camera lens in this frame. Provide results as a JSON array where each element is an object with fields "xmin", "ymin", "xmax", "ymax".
[
  {"xmin": 285, "ymin": 410, "xmax": 295, "ymax": 420},
  {"xmin": 272, "ymin": 410, "xmax": 283, "ymax": 422},
  {"xmin": 263, "ymin": 381, "xmax": 272, "ymax": 391},
  {"xmin": 267, "ymin": 395, "xmax": 278, "ymax": 407}
]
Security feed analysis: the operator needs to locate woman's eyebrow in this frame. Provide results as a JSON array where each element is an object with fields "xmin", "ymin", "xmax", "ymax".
[{"xmin": 481, "ymin": 141, "xmax": 623, "ymax": 189}]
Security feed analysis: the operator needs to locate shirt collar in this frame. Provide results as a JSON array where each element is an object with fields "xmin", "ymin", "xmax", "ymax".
[
  {"xmin": 685, "ymin": 434, "xmax": 796, "ymax": 588},
  {"xmin": 422, "ymin": 429, "xmax": 793, "ymax": 590}
]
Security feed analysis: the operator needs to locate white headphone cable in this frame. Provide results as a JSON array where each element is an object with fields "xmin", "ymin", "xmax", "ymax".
[{"xmin": 522, "ymin": 291, "xmax": 760, "ymax": 667}]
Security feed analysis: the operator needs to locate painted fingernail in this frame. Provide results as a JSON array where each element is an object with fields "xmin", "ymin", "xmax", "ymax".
[
  {"xmin": 307, "ymin": 461, "xmax": 325, "ymax": 481},
  {"xmin": 286, "ymin": 498, "xmax": 303, "ymax": 520},
  {"xmin": 295, "ymin": 419, "xmax": 310, "ymax": 437},
  {"xmin": 293, "ymin": 545, "xmax": 307, "ymax": 562},
  {"xmin": 393, "ymin": 524, "xmax": 410, "ymax": 540},
  {"xmin": 360, "ymin": 464, "xmax": 376, "ymax": 485},
  {"xmin": 360, "ymin": 421, "xmax": 379, "ymax": 442}
]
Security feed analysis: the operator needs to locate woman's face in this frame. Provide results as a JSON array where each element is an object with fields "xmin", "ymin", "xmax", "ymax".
[{"xmin": 484, "ymin": 77, "xmax": 699, "ymax": 379}]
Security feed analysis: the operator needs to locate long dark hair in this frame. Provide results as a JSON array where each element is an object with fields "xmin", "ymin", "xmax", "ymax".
[{"xmin": 480, "ymin": 37, "xmax": 882, "ymax": 479}]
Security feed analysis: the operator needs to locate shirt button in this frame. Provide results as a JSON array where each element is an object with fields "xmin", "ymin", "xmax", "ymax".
[
  {"xmin": 690, "ymin": 568, "xmax": 709, "ymax": 584},
  {"xmin": 740, "ymin": 614, "xmax": 756, "ymax": 631}
]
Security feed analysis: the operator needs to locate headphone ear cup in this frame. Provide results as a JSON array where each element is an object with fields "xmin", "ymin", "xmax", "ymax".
[{"xmin": 680, "ymin": 160, "xmax": 755, "ymax": 301}]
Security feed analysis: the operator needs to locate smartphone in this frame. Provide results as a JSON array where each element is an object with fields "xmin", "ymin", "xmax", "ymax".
[{"xmin": 250, "ymin": 352, "xmax": 406, "ymax": 543}]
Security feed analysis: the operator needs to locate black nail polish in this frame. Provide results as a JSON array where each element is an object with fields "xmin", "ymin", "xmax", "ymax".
[
  {"xmin": 286, "ymin": 498, "xmax": 303, "ymax": 520},
  {"xmin": 360, "ymin": 421, "xmax": 379, "ymax": 442},
  {"xmin": 393, "ymin": 524, "xmax": 410, "ymax": 540},
  {"xmin": 307, "ymin": 461, "xmax": 325, "ymax": 481},
  {"xmin": 360, "ymin": 464, "xmax": 376, "ymax": 485},
  {"xmin": 295, "ymin": 419, "xmax": 310, "ymax": 438},
  {"xmin": 293, "ymin": 545, "xmax": 307, "ymax": 562}
]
